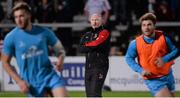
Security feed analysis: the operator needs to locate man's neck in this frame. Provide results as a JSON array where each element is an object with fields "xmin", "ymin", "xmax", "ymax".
[{"xmin": 24, "ymin": 23, "xmax": 32, "ymax": 31}]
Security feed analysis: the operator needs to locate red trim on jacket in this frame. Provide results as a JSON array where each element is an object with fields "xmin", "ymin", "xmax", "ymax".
[{"xmin": 85, "ymin": 30, "xmax": 110, "ymax": 46}]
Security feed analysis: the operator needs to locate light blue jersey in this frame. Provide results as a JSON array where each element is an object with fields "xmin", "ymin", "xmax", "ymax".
[{"xmin": 3, "ymin": 25, "xmax": 64, "ymax": 96}]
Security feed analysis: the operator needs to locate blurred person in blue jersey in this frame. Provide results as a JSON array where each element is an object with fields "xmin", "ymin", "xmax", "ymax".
[
  {"xmin": 125, "ymin": 12, "xmax": 179, "ymax": 97},
  {"xmin": 79, "ymin": 13, "xmax": 111, "ymax": 97},
  {"xmin": 1, "ymin": 1, "xmax": 68, "ymax": 97}
]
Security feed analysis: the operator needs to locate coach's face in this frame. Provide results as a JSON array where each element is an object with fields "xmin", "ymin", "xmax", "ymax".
[
  {"xmin": 141, "ymin": 20, "xmax": 155, "ymax": 38},
  {"xmin": 90, "ymin": 14, "xmax": 103, "ymax": 29},
  {"xmin": 14, "ymin": 9, "xmax": 31, "ymax": 30}
]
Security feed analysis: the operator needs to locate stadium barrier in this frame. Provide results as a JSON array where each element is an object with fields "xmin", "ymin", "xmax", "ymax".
[
  {"xmin": 0, "ymin": 56, "xmax": 180, "ymax": 91},
  {"xmin": 1, "ymin": 22, "xmax": 180, "ymax": 29}
]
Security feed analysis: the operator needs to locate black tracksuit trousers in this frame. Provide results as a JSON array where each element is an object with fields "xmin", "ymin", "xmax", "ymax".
[{"xmin": 85, "ymin": 67, "xmax": 108, "ymax": 97}]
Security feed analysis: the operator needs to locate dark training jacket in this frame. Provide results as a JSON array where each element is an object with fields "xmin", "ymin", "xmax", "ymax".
[{"xmin": 79, "ymin": 26, "xmax": 111, "ymax": 69}]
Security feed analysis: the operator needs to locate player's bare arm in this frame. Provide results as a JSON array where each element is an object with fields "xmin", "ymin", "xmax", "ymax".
[
  {"xmin": 1, "ymin": 53, "xmax": 29, "ymax": 93},
  {"xmin": 53, "ymin": 41, "xmax": 66, "ymax": 72}
]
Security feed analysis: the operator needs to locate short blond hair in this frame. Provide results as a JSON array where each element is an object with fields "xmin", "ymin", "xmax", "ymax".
[
  {"xmin": 12, "ymin": 1, "xmax": 31, "ymax": 15},
  {"xmin": 139, "ymin": 13, "xmax": 156, "ymax": 25}
]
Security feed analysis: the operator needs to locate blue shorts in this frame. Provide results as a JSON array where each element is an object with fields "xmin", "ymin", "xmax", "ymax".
[
  {"xmin": 144, "ymin": 72, "xmax": 175, "ymax": 96},
  {"xmin": 28, "ymin": 72, "xmax": 65, "ymax": 97}
]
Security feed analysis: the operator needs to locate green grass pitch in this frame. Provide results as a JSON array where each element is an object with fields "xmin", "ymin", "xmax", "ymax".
[{"xmin": 0, "ymin": 91, "xmax": 180, "ymax": 97}]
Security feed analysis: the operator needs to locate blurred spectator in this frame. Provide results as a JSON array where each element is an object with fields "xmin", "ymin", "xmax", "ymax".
[
  {"xmin": 133, "ymin": 0, "xmax": 149, "ymax": 20},
  {"xmin": 0, "ymin": 14, "xmax": 13, "ymax": 37},
  {"xmin": 0, "ymin": 5, "xmax": 4, "ymax": 58},
  {"xmin": 0, "ymin": 3, "xmax": 4, "ymax": 41},
  {"xmin": 113, "ymin": 0, "xmax": 132, "ymax": 25},
  {"xmin": 0, "ymin": 3, "xmax": 4, "ymax": 22},
  {"xmin": 154, "ymin": 0, "xmax": 175, "ymax": 21},
  {"xmin": 36, "ymin": 0, "xmax": 55, "ymax": 23},
  {"xmin": 129, "ymin": 0, "xmax": 159, "ymax": 19},
  {"xmin": 148, "ymin": 0, "xmax": 156, "ymax": 13},
  {"xmin": 54, "ymin": 0, "xmax": 75, "ymax": 55},
  {"xmin": 54, "ymin": 0, "xmax": 74, "ymax": 23},
  {"xmin": 84, "ymin": 0, "xmax": 111, "ymax": 25},
  {"xmin": 171, "ymin": 0, "xmax": 180, "ymax": 21}
]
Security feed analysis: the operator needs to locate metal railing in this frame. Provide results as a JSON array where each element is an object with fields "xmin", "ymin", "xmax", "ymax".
[
  {"xmin": 1, "ymin": 22, "xmax": 180, "ymax": 28},
  {"xmin": 0, "ymin": 22, "xmax": 90, "ymax": 28}
]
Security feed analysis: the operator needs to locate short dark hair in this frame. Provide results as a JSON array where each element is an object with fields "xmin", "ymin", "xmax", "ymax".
[
  {"xmin": 139, "ymin": 13, "xmax": 156, "ymax": 25},
  {"xmin": 12, "ymin": 2, "xmax": 31, "ymax": 15}
]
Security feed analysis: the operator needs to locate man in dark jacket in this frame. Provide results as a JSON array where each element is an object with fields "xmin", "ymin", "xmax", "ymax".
[{"xmin": 79, "ymin": 13, "xmax": 110, "ymax": 97}]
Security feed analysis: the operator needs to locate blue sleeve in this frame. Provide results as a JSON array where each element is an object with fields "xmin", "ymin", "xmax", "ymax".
[
  {"xmin": 162, "ymin": 36, "xmax": 179, "ymax": 62},
  {"xmin": 45, "ymin": 28, "xmax": 58, "ymax": 46},
  {"xmin": 125, "ymin": 40, "xmax": 144, "ymax": 74},
  {"xmin": 2, "ymin": 34, "xmax": 15, "ymax": 56}
]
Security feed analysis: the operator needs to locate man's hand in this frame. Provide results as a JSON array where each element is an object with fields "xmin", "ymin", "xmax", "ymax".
[
  {"xmin": 55, "ymin": 58, "xmax": 64, "ymax": 72},
  {"xmin": 154, "ymin": 57, "xmax": 165, "ymax": 68},
  {"xmin": 80, "ymin": 32, "xmax": 92, "ymax": 45},
  {"xmin": 141, "ymin": 70, "xmax": 152, "ymax": 76},
  {"xmin": 17, "ymin": 80, "xmax": 29, "ymax": 93},
  {"xmin": 55, "ymin": 64, "xmax": 63, "ymax": 72}
]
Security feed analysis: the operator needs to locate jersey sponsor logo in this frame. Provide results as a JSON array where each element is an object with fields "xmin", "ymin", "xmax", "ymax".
[{"xmin": 21, "ymin": 45, "xmax": 44, "ymax": 59}]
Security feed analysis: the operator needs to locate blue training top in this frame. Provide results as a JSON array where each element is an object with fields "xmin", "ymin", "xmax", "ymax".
[
  {"xmin": 125, "ymin": 34, "xmax": 179, "ymax": 74},
  {"xmin": 3, "ymin": 25, "xmax": 58, "ymax": 86}
]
